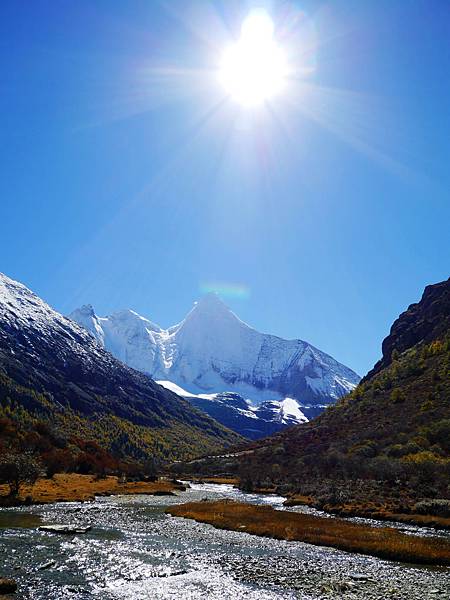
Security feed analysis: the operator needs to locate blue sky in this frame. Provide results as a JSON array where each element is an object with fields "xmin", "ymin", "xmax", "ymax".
[{"xmin": 1, "ymin": 0, "xmax": 449, "ymax": 376}]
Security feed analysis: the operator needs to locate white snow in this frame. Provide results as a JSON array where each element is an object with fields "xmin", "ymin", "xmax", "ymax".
[
  {"xmin": 156, "ymin": 380, "xmax": 197, "ymax": 397},
  {"xmin": 0, "ymin": 273, "xmax": 106, "ymax": 367},
  {"xmin": 279, "ymin": 397, "xmax": 308, "ymax": 422},
  {"xmin": 0, "ymin": 272, "xmax": 316, "ymax": 433},
  {"xmin": 156, "ymin": 380, "xmax": 217, "ymax": 401}
]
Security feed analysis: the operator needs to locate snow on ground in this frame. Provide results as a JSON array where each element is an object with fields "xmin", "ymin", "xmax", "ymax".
[
  {"xmin": 156, "ymin": 380, "xmax": 217, "ymax": 401},
  {"xmin": 279, "ymin": 398, "xmax": 308, "ymax": 423}
]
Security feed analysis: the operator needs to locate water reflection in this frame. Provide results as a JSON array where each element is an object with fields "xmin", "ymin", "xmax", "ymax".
[{"xmin": 0, "ymin": 510, "xmax": 42, "ymax": 529}]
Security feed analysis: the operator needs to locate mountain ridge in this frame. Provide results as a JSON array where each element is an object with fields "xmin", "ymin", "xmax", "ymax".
[
  {"xmin": 70, "ymin": 293, "xmax": 360, "ymax": 419},
  {"xmin": 156, "ymin": 380, "xmax": 308, "ymax": 440}
]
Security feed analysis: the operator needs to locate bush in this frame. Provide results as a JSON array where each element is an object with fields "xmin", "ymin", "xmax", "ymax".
[
  {"xmin": 413, "ymin": 499, "xmax": 450, "ymax": 518},
  {"xmin": 350, "ymin": 441, "xmax": 378, "ymax": 459},
  {"xmin": 390, "ymin": 388, "xmax": 405, "ymax": 403},
  {"xmin": 0, "ymin": 452, "xmax": 42, "ymax": 497},
  {"xmin": 425, "ymin": 419, "xmax": 450, "ymax": 453},
  {"xmin": 369, "ymin": 456, "xmax": 403, "ymax": 482},
  {"xmin": 41, "ymin": 448, "xmax": 74, "ymax": 477},
  {"xmin": 387, "ymin": 442, "xmax": 422, "ymax": 458}
]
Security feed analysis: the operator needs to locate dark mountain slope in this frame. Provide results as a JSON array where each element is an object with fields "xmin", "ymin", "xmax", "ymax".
[
  {"xmin": 0, "ymin": 273, "xmax": 241, "ymax": 464},
  {"xmin": 188, "ymin": 393, "xmax": 303, "ymax": 440}
]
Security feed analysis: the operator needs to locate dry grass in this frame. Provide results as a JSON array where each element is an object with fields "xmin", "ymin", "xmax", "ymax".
[
  {"xmin": 0, "ymin": 474, "xmax": 182, "ymax": 504},
  {"xmin": 190, "ymin": 477, "xmax": 239, "ymax": 486},
  {"xmin": 284, "ymin": 496, "xmax": 450, "ymax": 529},
  {"xmin": 283, "ymin": 495, "xmax": 314, "ymax": 507},
  {"xmin": 166, "ymin": 500, "xmax": 450, "ymax": 565}
]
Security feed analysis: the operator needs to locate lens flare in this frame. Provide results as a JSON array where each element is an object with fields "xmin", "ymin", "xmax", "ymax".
[{"xmin": 199, "ymin": 282, "xmax": 250, "ymax": 299}]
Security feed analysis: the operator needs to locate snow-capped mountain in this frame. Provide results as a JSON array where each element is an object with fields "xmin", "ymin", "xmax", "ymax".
[
  {"xmin": 0, "ymin": 273, "xmax": 240, "ymax": 460},
  {"xmin": 70, "ymin": 294, "xmax": 360, "ymax": 430}
]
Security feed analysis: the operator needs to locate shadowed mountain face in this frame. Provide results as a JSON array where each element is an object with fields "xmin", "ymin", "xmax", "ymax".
[
  {"xmin": 0, "ymin": 273, "xmax": 241, "ymax": 463},
  {"xmin": 179, "ymin": 279, "xmax": 450, "ymax": 499},
  {"xmin": 183, "ymin": 392, "xmax": 307, "ymax": 441},
  {"xmin": 70, "ymin": 293, "xmax": 360, "ymax": 435},
  {"xmin": 365, "ymin": 278, "xmax": 450, "ymax": 380}
]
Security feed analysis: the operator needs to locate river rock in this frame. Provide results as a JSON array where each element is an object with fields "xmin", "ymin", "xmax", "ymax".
[
  {"xmin": 38, "ymin": 525, "xmax": 91, "ymax": 534},
  {"xmin": 38, "ymin": 560, "xmax": 56, "ymax": 570},
  {"xmin": 350, "ymin": 572, "xmax": 370, "ymax": 581},
  {"xmin": 0, "ymin": 578, "xmax": 17, "ymax": 594}
]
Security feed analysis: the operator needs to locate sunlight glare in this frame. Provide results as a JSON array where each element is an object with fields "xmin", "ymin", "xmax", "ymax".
[{"xmin": 219, "ymin": 10, "xmax": 288, "ymax": 107}]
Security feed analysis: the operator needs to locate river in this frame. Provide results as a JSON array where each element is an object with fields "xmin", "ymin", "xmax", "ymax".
[{"xmin": 0, "ymin": 483, "xmax": 448, "ymax": 599}]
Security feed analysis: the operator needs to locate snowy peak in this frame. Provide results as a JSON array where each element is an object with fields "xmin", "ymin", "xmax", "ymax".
[
  {"xmin": 76, "ymin": 304, "xmax": 96, "ymax": 317},
  {"xmin": 108, "ymin": 308, "xmax": 161, "ymax": 333},
  {"xmin": 69, "ymin": 305, "xmax": 105, "ymax": 344},
  {"xmin": 70, "ymin": 294, "xmax": 360, "ymax": 412},
  {"xmin": 69, "ymin": 304, "xmax": 165, "ymax": 375},
  {"xmin": 0, "ymin": 272, "xmax": 78, "ymax": 339},
  {"xmin": 194, "ymin": 292, "xmax": 228, "ymax": 312},
  {"xmin": 180, "ymin": 293, "xmax": 245, "ymax": 330}
]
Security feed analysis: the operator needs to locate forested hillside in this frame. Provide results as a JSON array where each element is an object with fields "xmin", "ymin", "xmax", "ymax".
[{"xmin": 0, "ymin": 273, "xmax": 241, "ymax": 477}]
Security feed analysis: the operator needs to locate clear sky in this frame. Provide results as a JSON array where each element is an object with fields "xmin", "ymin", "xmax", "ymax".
[{"xmin": 1, "ymin": 0, "xmax": 449, "ymax": 376}]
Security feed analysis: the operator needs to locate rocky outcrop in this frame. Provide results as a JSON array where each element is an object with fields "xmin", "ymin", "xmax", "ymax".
[
  {"xmin": 364, "ymin": 277, "xmax": 450, "ymax": 381},
  {"xmin": 38, "ymin": 525, "xmax": 91, "ymax": 534}
]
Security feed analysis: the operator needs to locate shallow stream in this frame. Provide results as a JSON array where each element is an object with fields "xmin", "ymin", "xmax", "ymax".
[{"xmin": 0, "ymin": 483, "xmax": 448, "ymax": 599}]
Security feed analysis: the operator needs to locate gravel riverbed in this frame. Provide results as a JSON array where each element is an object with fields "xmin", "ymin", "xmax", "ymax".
[{"xmin": 0, "ymin": 483, "xmax": 448, "ymax": 599}]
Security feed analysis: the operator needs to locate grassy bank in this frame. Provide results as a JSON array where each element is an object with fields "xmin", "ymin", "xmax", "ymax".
[
  {"xmin": 0, "ymin": 473, "xmax": 184, "ymax": 505},
  {"xmin": 166, "ymin": 500, "xmax": 450, "ymax": 565},
  {"xmin": 284, "ymin": 495, "xmax": 450, "ymax": 529}
]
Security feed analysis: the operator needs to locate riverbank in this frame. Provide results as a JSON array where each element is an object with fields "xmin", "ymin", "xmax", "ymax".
[
  {"xmin": 186, "ymin": 476, "xmax": 278, "ymax": 495},
  {"xmin": 166, "ymin": 499, "xmax": 450, "ymax": 565},
  {"xmin": 183, "ymin": 476, "xmax": 450, "ymax": 529},
  {"xmin": 284, "ymin": 494, "xmax": 450, "ymax": 529},
  {"xmin": 0, "ymin": 474, "xmax": 185, "ymax": 505}
]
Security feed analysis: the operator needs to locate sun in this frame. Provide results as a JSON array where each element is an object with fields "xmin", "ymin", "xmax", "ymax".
[{"xmin": 218, "ymin": 10, "xmax": 289, "ymax": 107}]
